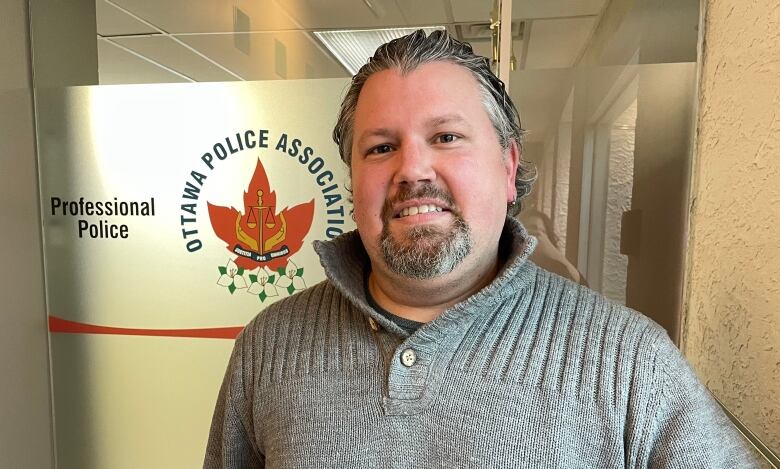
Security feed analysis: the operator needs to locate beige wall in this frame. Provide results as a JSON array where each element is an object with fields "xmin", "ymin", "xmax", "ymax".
[
  {"xmin": 0, "ymin": 0, "xmax": 56, "ymax": 467},
  {"xmin": 683, "ymin": 0, "xmax": 780, "ymax": 452}
]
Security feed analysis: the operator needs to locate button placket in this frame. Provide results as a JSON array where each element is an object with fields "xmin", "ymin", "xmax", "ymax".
[{"xmin": 384, "ymin": 341, "xmax": 435, "ymax": 408}]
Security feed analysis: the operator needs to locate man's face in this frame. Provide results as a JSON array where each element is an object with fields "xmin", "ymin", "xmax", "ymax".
[{"xmin": 350, "ymin": 61, "xmax": 518, "ymax": 280}]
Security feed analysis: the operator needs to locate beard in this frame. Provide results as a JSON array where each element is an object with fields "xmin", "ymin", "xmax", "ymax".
[{"xmin": 378, "ymin": 184, "xmax": 472, "ymax": 279}]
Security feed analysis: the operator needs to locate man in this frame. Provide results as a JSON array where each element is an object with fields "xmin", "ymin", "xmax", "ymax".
[{"xmin": 205, "ymin": 30, "xmax": 755, "ymax": 468}]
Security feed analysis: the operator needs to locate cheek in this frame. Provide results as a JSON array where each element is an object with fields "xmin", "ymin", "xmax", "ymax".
[
  {"xmin": 451, "ymin": 164, "xmax": 509, "ymax": 221},
  {"xmin": 351, "ymin": 169, "xmax": 386, "ymax": 229}
]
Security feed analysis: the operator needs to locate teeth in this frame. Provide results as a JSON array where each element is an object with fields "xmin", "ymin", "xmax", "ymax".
[{"xmin": 399, "ymin": 204, "xmax": 444, "ymax": 218}]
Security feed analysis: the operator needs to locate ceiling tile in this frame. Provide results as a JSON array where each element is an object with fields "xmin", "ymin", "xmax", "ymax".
[
  {"xmin": 98, "ymin": 40, "xmax": 189, "ymax": 84},
  {"xmin": 394, "ymin": 0, "xmax": 451, "ymax": 25},
  {"xmin": 276, "ymin": 0, "xmax": 406, "ymax": 30},
  {"xmin": 176, "ymin": 31, "xmax": 350, "ymax": 80},
  {"xmin": 110, "ymin": 0, "xmax": 299, "ymax": 34},
  {"xmin": 109, "ymin": 0, "xmax": 441, "ymax": 34},
  {"xmin": 97, "ymin": 0, "xmax": 157, "ymax": 36},
  {"xmin": 512, "ymin": 0, "xmax": 607, "ymax": 19},
  {"xmin": 450, "ymin": 0, "xmax": 495, "ymax": 24},
  {"xmin": 524, "ymin": 17, "xmax": 597, "ymax": 70},
  {"xmin": 111, "ymin": 36, "xmax": 239, "ymax": 82}
]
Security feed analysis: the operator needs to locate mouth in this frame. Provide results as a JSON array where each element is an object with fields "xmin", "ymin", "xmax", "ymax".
[
  {"xmin": 396, "ymin": 203, "xmax": 448, "ymax": 219},
  {"xmin": 381, "ymin": 183, "xmax": 457, "ymax": 223}
]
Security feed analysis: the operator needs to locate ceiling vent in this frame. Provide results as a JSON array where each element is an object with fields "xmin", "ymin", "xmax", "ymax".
[{"xmin": 314, "ymin": 26, "xmax": 446, "ymax": 75}]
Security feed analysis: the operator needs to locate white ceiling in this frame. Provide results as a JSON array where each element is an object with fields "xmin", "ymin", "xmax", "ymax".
[{"xmin": 95, "ymin": 0, "xmax": 609, "ymax": 144}]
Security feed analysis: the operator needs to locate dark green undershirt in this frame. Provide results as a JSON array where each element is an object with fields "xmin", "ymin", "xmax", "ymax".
[{"xmin": 363, "ymin": 269, "xmax": 424, "ymax": 335}]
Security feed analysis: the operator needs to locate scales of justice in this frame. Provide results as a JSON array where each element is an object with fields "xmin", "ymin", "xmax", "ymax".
[{"xmin": 234, "ymin": 189, "xmax": 289, "ymax": 262}]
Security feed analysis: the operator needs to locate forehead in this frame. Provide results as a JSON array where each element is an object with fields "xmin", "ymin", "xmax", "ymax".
[{"xmin": 353, "ymin": 61, "xmax": 488, "ymax": 130}]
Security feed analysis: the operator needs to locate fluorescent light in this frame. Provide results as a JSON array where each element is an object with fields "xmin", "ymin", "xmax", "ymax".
[{"xmin": 314, "ymin": 27, "xmax": 446, "ymax": 75}]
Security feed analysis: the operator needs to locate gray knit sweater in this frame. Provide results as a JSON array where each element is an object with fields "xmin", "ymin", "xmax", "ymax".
[{"xmin": 204, "ymin": 218, "xmax": 756, "ymax": 468}]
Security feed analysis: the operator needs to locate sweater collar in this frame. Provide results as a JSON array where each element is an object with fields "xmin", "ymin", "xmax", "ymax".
[{"xmin": 312, "ymin": 217, "xmax": 537, "ymax": 336}]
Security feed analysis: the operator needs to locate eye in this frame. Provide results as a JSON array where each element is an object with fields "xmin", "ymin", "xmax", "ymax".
[
  {"xmin": 434, "ymin": 133, "xmax": 459, "ymax": 144},
  {"xmin": 368, "ymin": 144, "xmax": 393, "ymax": 155}
]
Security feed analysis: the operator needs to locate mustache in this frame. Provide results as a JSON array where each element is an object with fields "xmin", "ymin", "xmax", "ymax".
[{"xmin": 380, "ymin": 183, "xmax": 458, "ymax": 222}]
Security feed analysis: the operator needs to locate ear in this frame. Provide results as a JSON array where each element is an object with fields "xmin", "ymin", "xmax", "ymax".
[{"xmin": 503, "ymin": 140, "xmax": 520, "ymax": 203}]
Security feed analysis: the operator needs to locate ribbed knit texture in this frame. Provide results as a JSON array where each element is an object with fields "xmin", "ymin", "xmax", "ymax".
[{"xmin": 205, "ymin": 218, "xmax": 757, "ymax": 468}]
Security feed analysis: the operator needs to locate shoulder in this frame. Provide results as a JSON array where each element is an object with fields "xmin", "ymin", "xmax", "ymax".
[
  {"xmin": 239, "ymin": 280, "xmax": 341, "ymax": 344},
  {"xmin": 233, "ymin": 279, "xmax": 373, "ymax": 378},
  {"xmin": 503, "ymin": 262, "xmax": 673, "ymax": 397},
  {"xmin": 520, "ymin": 262, "xmax": 667, "ymax": 347}
]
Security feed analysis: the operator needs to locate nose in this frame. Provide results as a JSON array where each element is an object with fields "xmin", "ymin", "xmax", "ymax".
[{"xmin": 392, "ymin": 140, "xmax": 436, "ymax": 185}]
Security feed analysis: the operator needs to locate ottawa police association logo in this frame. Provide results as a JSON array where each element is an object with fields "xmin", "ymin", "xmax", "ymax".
[
  {"xmin": 208, "ymin": 160, "xmax": 313, "ymax": 301},
  {"xmin": 177, "ymin": 129, "xmax": 349, "ymax": 302}
]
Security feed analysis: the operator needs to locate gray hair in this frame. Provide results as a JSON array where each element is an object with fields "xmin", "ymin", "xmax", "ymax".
[{"xmin": 332, "ymin": 29, "xmax": 536, "ymax": 215}]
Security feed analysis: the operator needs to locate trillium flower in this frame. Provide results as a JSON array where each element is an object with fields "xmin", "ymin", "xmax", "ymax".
[
  {"xmin": 247, "ymin": 267, "xmax": 279, "ymax": 302},
  {"xmin": 275, "ymin": 259, "xmax": 306, "ymax": 294},
  {"xmin": 217, "ymin": 258, "xmax": 247, "ymax": 294}
]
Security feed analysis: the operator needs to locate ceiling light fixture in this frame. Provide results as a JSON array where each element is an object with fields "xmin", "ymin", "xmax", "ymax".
[{"xmin": 314, "ymin": 26, "xmax": 446, "ymax": 75}]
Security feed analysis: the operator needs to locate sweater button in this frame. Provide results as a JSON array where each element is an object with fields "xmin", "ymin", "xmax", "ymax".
[{"xmin": 400, "ymin": 348, "xmax": 416, "ymax": 367}]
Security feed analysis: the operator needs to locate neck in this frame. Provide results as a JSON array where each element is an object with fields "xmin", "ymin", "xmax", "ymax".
[{"xmin": 367, "ymin": 251, "xmax": 500, "ymax": 323}]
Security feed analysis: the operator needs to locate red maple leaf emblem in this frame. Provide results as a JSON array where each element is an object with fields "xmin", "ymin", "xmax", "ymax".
[{"xmin": 207, "ymin": 160, "xmax": 314, "ymax": 271}]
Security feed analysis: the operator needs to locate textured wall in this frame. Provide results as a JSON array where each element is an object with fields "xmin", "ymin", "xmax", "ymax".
[
  {"xmin": 683, "ymin": 0, "xmax": 780, "ymax": 452},
  {"xmin": 602, "ymin": 100, "xmax": 636, "ymax": 304},
  {"xmin": 554, "ymin": 122, "xmax": 571, "ymax": 253}
]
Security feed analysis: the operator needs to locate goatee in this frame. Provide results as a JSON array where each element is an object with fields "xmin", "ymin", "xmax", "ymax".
[{"xmin": 379, "ymin": 184, "xmax": 472, "ymax": 279}]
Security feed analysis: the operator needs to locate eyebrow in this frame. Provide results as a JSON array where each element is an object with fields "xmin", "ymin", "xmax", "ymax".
[
  {"xmin": 355, "ymin": 114, "xmax": 471, "ymax": 147},
  {"xmin": 425, "ymin": 114, "xmax": 469, "ymax": 128},
  {"xmin": 355, "ymin": 128, "xmax": 397, "ymax": 148}
]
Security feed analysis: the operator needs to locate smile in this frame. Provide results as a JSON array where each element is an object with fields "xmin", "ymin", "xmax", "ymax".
[{"xmin": 397, "ymin": 204, "xmax": 446, "ymax": 218}]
